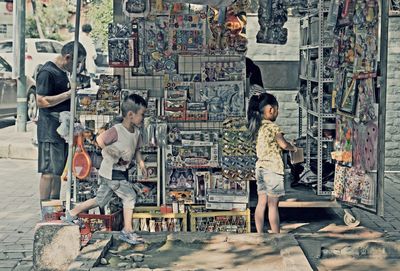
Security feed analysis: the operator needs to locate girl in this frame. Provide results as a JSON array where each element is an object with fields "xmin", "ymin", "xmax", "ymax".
[{"xmin": 247, "ymin": 92, "xmax": 297, "ymax": 233}]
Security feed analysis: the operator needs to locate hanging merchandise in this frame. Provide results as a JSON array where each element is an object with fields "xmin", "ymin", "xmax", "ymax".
[
  {"xmin": 342, "ymin": 167, "xmax": 364, "ymax": 204},
  {"xmin": 165, "ymin": 0, "xmax": 235, "ymax": 6},
  {"xmin": 360, "ymin": 173, "xmax": 375, "ymax": 206},
  {"xmin": 353, "ymin": 120, "xmax": 378, "ymax": 171},
  {"xmin": 96, "ymin": 75, "xmax": 121, "ymax": 115},
  {"xmin": 207, "ymin": 5, "xmax": 248, "ymax": 53},
  {"xmin": 332, "ymin": 116, "xmax": 353, "ymax": 166},
  {"xmin": 197, "ymin": 81, "xmax": 245, "ymax": 120},
  {"xmin": 338, "ymin": 75, "xmax": 358, "ymax": 116},
  {"xmin": 353, "ymin": 1, "xmax": 379, "ymax": 77},
  {"xmin": 123, "ymin": 0, "xmax": 150, "ymax": 18},
  {"xmin": 108, "ymin": 22, "xmax": 139, "ymax": 67},
  {"xmin": 356, "ymin": 78, "xmax": 376, "ymax": 122},
  {"xmin": 326, "ymin": 0, "xmax": 380, "ymax": 207},
  {"xmin": 333, "ymin": 164, "xmax": 347, "ymax": 200},
  {"xmin": 337, "ymin": 0, "xmax": 356, "ymax": 26},
  {"xmin": 169, "ymin": 6, "xmax": 207, "ymax": 53},
  {"xmin": 72, "ymin": 133, "xmax": 93, "ymax": 180},
  {"xmin": 143, "ymin": 16, "xmax": 175, "ymax": 74},
  {"xmin": 256, "ymin": 0, "xmax": 288, "ymax": 44}
]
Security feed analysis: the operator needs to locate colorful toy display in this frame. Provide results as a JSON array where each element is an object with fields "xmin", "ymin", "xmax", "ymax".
[{"xmin": 326, "ymin": 0, "xmax": 380, "ymax": 206}]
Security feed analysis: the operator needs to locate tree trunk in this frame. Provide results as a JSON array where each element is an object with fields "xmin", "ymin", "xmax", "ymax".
[{"xmin": 31, "ymin": 0, "xmax": 45, "ymax": 39}]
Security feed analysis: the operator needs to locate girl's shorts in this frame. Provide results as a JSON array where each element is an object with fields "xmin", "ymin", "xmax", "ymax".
[{"xmin": 255, "ymin": 168, "xmax": 285, "ymax": 197}]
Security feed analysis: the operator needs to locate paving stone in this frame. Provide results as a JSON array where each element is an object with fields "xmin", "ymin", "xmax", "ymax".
[
  {"xmin": 12, "ymin": 263, "xmax": 33, "ymax": 271},
  {"xmin": 3, "ymin": 245, "xmax": 25, "ymax": 251},
  {"xmin": 0, "ymin": 259, "xmax": 19, "ymax": 268},
  {"xmin": 2, "ymin": 236, "xmax": 21, "ymax": 243},
  {"xmin": 33, "ymin": 223, "xmax": 80, "ymax": 271},
  {"xmin": 6, "ymin": 253, "xmax": 24, "ymax": 260}
]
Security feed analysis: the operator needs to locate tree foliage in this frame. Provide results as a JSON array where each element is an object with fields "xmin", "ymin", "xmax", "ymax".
[
  {"xmin": 36, "ymin": 0, "xmax": 69, "ymax": 41},
  {"xmin": 25, "ymin": 17, "xmax": 40, "ymax": 39},
  {"xmin": 87, "ymin": 0, "xmax": 113, "ymax": 51}
]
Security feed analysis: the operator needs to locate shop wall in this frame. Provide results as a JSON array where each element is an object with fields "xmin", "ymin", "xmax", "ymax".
[
  {"xmin": 246, "ymin": 16, "xmax": 300, "ymax": 61},
  {"xmin": 246, "ymin": 16, "xmax": 301, "ymax": 140},
  {"xmin": 385, "ymin": 17, "xmax": 400, "ymax": 171},
  {"xmin": 268, "ymin": 90, "xmax": 299, "ymax": 139}
]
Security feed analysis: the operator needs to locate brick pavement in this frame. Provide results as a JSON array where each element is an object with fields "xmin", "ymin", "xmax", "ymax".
[
  {"xmin": 0, "ymin": 159, "xmax": 40, "ymax": 271},
  {"xmin": 356, "ymin": 173, "xmax": 400, "ymax": 233},
  {"xmin": 0, "ymin": 157, "xmax": 399, "ymax": 270}
]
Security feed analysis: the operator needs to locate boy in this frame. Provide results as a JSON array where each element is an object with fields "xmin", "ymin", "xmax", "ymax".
[{"xmin": 62, "ymin": 94, "xmax": 148, "ymax": 245}]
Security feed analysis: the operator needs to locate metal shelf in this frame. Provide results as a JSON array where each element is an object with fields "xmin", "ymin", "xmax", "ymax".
[
  {"xmin": 299, "ymin": 1, "xmax": 337, "ymax": 196},
  {"xmin": 300, "ymin": 7, "xmax": 330, "ymax": 21},
  {"xmin": 299, "ymin": 75, "xmax": 334, "ymax": 83},
  {"xmin": 299, "ymin": 44, "xmax": 334, "ymax": 50},
  {"xmin": 307, "ymin": 110, "xmax": 336, "ymax": 118},
  {"xmin": 307, "ymin": 130, "xmax": 334, "ymax": 143},
  {"xmin": 299, "ymin": 104, "xmax": 335, "ymax": 119}
]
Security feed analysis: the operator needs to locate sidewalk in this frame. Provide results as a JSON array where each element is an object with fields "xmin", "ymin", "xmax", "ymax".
[
  {"xmin": 1, "ymin": 123, "xmax": 400, "ymax": 230},
  {"xmin": 0, "ymin": 124, "xmax": 400, "ymax": 270},
  {"xmin": 0, "ymin": 123, "xmax": 37, "ymax": 160},
  {"xmin": 357, "ymin": 173, "xmax": 400, "ymax": 233}
]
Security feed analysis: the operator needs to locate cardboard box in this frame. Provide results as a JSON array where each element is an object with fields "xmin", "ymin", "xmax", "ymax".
[
  {"xmin": 205, "ymin": 202, "xmax": 247, "ymax": 211},
  {"xmin": 207, "ymin": 191, "xmax": 248, "ymax": 204},
  {"xmin": 290, "ymin": 147, "xmax": 304, "ymax": 164}
]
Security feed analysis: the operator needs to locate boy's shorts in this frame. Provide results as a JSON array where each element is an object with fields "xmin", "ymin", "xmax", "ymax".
[
  {"xmin": 95, "ymin": 176, "xmax": 136, "ymax": 209},
  {"xmin": 255, "ymin": 168, "xmax": 285, "ymax": 197},
  {"xmin": 38, "ymin": 142, "xmax": 68, "ymax": 176}
]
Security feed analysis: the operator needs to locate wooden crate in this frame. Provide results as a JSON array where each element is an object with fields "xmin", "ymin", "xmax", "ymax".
[
  {"xmin": 189, "ymin": 207, "xmax": 251, "ymax": 233},
  {"xmin": 132, "ymin": 206, "xmax": 188, "ymax": 232}
]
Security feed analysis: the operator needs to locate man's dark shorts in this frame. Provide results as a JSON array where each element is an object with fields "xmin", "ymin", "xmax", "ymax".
[{"xmin": 38, "ymin": 142, "xmax": 68, "ymax": 176}]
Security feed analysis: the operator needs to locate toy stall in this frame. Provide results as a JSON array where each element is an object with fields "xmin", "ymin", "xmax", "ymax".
[
  {"xmin": 287, "ymin": 0, "xmax": 387, "ymax": 226},
  {"xmin": 51, "ymin": 0, "xmax": 254, "ymax": 240},
  {"xmin": 47, "ymin": 0, "xmax": 389, "ymax": 241}
]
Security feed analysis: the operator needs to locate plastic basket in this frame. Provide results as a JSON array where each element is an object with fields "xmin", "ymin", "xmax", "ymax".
[{"xmin": 55, "ymin": 210, "xmax": 123, "ymax": 246}]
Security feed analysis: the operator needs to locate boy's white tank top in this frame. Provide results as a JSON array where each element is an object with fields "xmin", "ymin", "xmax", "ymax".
[{"xmin": 99, "ymin": 123, "xmax": 141, "ymax": 180}]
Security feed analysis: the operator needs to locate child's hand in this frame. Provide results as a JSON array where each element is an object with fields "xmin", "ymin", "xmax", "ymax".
[
  {"xmin": 120, "ymin": 150, "xmax": 131, "ymax": 162},
  {"xmin": 139, "ymin": 160, "xmax": 148, "ymax": 179},
  {"xmin": 291, "ymin": 141, "xmax": 298, "ymax": 152}
]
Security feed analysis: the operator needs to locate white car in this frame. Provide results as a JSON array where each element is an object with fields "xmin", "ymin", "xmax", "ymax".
[
  {"xmin": 0, "ymin": 55, "xmax": 37, "ymax": 121},
  {"xmin": 0, "ymin": 38, "xmax": 63, "ymax": 79}
]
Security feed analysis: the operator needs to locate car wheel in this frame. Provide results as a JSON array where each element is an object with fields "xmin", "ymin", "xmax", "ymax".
[{"xmin": 27, "ymin": 88, "xmax": 38, "ymax": 122}]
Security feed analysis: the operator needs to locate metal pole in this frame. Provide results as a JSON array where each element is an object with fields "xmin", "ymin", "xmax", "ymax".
[
  {"xmin": 377, "ymin": 0, "xmax": 389, "ymax": 217},
  {"xmin": 15, "ymin": 0, "xmax": 27, "ymax": 132},
  {"xmin": 66, "ymin": 0, "xmax": 82, "ymax": 211}
]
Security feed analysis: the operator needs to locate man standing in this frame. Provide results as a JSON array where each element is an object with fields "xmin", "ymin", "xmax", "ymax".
[
  {"xmin": 80, "ymin": 24, "xmax": 97, "ymax": 77},
  {"xmin": 36, "ymin": 41, "xmax": 87, "ymax": 203}
]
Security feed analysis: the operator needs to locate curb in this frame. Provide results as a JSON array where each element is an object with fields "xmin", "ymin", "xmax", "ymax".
[
  {"xmin": 0, "ymin": 143, "xmax": 37, "ymax": 160},
  {"xmin": 0, "ymin": 122, "xmax": 38, "ymax": 160},
  {"xmin": 321, "ymin": 240, "xmax": 400, "ymax": 259},
  {"xmin": 67, "ymin": 232, "xmax": 313, "ymax": 270}
]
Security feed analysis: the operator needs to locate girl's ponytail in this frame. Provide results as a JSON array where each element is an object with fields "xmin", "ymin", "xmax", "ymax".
[
  {"xmin": 247, "ymin": 92, "xmax": 279, "ymax": 140},
  {"xmin": 247, "ymin": 94, "xmax": 262, "ymax": 140}
]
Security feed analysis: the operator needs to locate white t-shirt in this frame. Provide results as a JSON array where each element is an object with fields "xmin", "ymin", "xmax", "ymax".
[
  {"xmin": 97, "ymin": 123, "xmax": 143, "ymax": 180},
  {"xmin": 79, "ymin": 33, "xmax": 97, "ymax": 74}
]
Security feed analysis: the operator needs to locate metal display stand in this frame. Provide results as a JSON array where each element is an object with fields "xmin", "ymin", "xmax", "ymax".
[
  {"xmin": 298, "ymin": 2, "xmax": 335, "ymax": 196},
  {"xmin": 291, "ymin": 0, "xmax": 387, "ymax": 225}
]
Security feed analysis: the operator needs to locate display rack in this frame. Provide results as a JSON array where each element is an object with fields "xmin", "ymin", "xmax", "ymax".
[
  {"xmin": 109, "ymin": 1, "xmax": 252, "ymax": 227},
  {"xmin": 298, "ymin": 1, "xmax": 335, "ymax": 196},
  {"xmin": 295, "ymin": 0, "xmax": 385, "ymax": 224}
]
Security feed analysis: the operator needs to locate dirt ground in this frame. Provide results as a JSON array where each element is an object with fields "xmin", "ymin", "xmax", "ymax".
[{"xmin": 103, "ymin": 234, "xmax": 285, "ymax": 271}]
